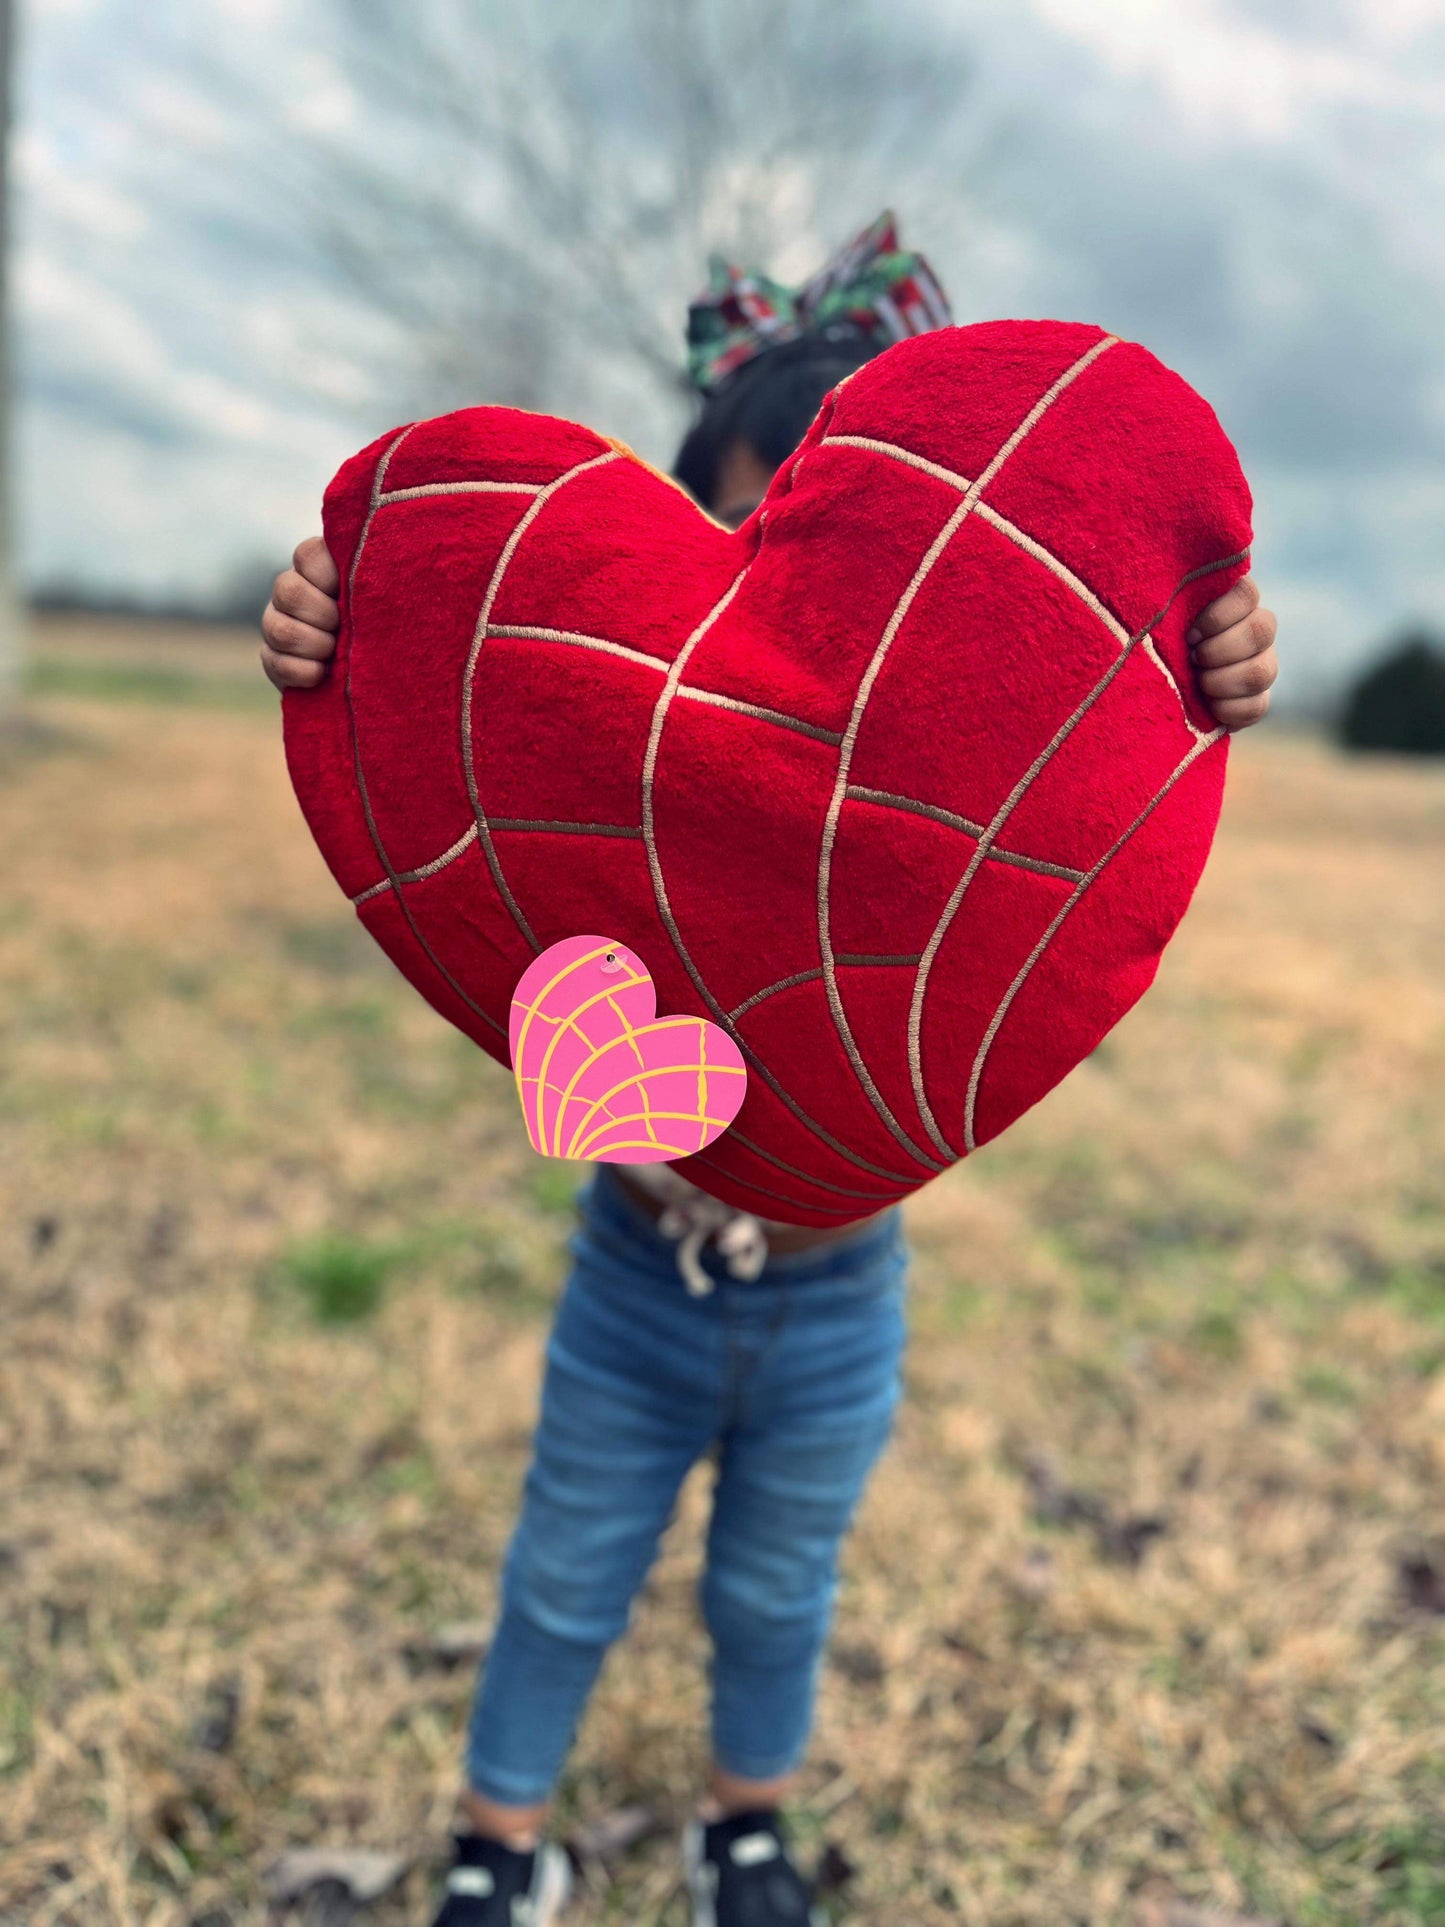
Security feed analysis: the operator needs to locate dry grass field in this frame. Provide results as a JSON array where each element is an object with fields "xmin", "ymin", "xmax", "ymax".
[{"xmin": 2, "ymin": 617, "xmax": 1443, "ymax": 1926}]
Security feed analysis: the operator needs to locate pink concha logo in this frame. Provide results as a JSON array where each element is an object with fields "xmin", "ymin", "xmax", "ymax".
[{"xmin": 508, "ymin": 935, "xmax": 748, "ymax": 1164}]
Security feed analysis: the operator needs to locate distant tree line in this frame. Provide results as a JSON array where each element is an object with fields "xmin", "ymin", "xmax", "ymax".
[
  {"xmin": 28, "ymin": 560, "xmax": 279, "ymax": 628},
  {"xmin": 27, "ymin": 572, "xmax": 1445, "ymax": 758},
  {"xmin": 1338, "ymin": 628, "xmax": 1445, "ymax": 756}
]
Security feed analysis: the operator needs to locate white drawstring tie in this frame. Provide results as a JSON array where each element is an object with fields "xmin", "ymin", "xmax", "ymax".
[{"xmin": 622, "ymin": 1167, "xmax": 769, "ymax": 1295}]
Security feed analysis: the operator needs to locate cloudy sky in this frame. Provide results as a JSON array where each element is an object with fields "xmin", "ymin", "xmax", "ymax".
[{"xmin": 15, "ymin": 0, "xmax": 1445, "ymax": 703}]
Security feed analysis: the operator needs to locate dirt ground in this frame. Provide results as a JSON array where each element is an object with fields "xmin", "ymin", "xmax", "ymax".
[{"xmin": 2, "ymin": 618, "xmax": 1443, "ymax": 1926}]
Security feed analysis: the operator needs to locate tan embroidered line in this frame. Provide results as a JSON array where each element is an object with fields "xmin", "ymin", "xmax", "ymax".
[
  {"xmin": 822, "ymin": 416, "xmax": 1209, "ymax": 738},
  {"xmin": 673, "ymin": 686, "xmax": 843, "ymax": 744},
  {"xmin": 350, "ymin": 816, "xmax": 641, "ymax": 907},
  {"xmin": 962, "ymin": 727, "xmax": 1224, "ymax": 1151},
  {"xmin": 827, "ymin": 407, "xmax": 1254, "ymax": 1159},
  {"xmin": 641, "ymin": 561, "xmax": 922, "ymax": 1188},
  {"xmin": 815, "ymin": 492, "xmax": 967, "ymax": 1172},
  {"xmin": 487, "ymin": 624, "xmax": 668, "ymax": 672},
  {"xmin": 815, "ymin": 336, "xmax": 1116, "ymax": 1172},
  {"xmin": 352, "ymin": 822, "xmax": 479, "ymax": 904},
  {"xmin": 342, "ymin": 428, "xmax": 505, "ymax": 1039},
  {"xmin": 378, "ymin": 480, "xmax": 544, "ymax": 504},
  {"xmin": 491, "ymin": 819, "xmax": 641, "ymax": 838},
  {"xmin": 728, "ymin": 969, "xmax": 822, "ymax": 1020},
  {"xmin": 844, "ymin": 785, "xmax": 1086, "ymax": 883},
  {"xmin": 727, "ymin": 952, "xmax": 922, "ymax": 1024},
  {"xmin": 824, "ymin": 435, "xmax": 977, "ymax": 494},
  {"xmin": 840, "ymin": 951, "xmax": 924, "ymax": 967},
  {"xmin": 973, "ymin": 499, "xmax": 1130, "ymax": 639},
  {"xmin": 905, "ymin": 545, "xmax": 1250, "ymax": 1160},
  {"xmin": 488, "ymin": 624, "xmax": 842, "ymax": 743},
  {"xmin": 972, "ymin": 333, "xmax": 1118, "ymax": 496},
  {"xmin": 819, "ymin": 332, "xmax": 1117, "ymax": 527},
  {"xmin": 460, "ymin": 449, "xmax": 622, "ymax": 955},
  {"xmin": 972, "ymin": 501, "xmax": 1211, "ymax": 744}
]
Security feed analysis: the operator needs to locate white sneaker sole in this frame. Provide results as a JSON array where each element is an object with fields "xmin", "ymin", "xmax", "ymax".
[
  {"xmin": 526, "ymin": 1842, "xmax": 572, "ymax": 1925},
  {"xmin": 682, "ymin": 1821, "xmax": 718, "ymax": 1927},
  {"xmin": 680, "ymin": 1821, "xmax": 828, "ymax": 1926}
]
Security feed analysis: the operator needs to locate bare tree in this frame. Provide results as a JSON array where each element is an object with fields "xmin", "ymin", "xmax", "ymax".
[
  {"xmin": 0, "ymin": 0, "xmax": 21, "ymax": 715},
  {"xmin": 219, "ymin": 0, "xmax": 975, "ymax": 453}
]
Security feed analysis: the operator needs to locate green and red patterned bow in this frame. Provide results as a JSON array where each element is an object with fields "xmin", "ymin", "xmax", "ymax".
[{"xmin": 685, "ymin": 210, "xmax": 953, "ymax": 395}]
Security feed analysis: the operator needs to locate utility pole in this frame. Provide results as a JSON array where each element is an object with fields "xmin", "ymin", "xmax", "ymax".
[{"xmin": 0, "ymin": 0, "xmax": 21, "ymax": 717}]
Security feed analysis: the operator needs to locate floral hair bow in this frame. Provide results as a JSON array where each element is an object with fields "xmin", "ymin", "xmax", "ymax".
[{"xmin": 685, "ymin": 210, "xmax": 953, "ymax": 396}]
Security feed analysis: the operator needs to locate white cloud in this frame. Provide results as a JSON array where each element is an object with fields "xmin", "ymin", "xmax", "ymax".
[
  {"xmin": 19, "ymin": 251, "xmax": 170, "ymax": 395},
  {"xmin": 19, "ymin": 397, "xmax": 345, "ymax": 596},
  {"xmin": 239, "ymin": 301, "xmax": 379, "ymax": 409},
  {"xmin": 133, "ymin": 75, "xmax": 229, "ymax": 151},
  {"xmin": 16, "ymin": 129, "xmax": 149, "ymax": 242},
  {"xmin": 14, "ymin": 0, "xmax": 1445, "ymax": 695},
  {"xmin": 283, "ymin": 53, "xmax": 360, "ymax": 136},
  {"xmin": 17, "ymin": 248, "xmax": 354, "ymax": 457},
  {"xmin": 213, "ymin": 0, "xmax": 289, "ymax": 25},
  {"xmin": 1022, "ymin": 0, "xmax": 1438, "ymax": 137}
]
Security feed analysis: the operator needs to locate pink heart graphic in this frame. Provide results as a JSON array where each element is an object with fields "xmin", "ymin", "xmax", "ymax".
[{"xmin": 508, "ymin": 936, "xmax": 747, "ymax": 1164}]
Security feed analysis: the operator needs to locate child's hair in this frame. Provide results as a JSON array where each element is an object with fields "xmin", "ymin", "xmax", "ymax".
[{"xmin": 672, "ymin": 331, "xmax": 880, "ymax": 509}]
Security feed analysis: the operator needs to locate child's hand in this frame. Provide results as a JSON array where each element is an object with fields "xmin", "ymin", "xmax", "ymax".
[
  {"xmin": 1190, "ymin": 576, "xmax": 1278, "ymax": 731},
  {"xmin": 258, "ymin": 539, "xmax": 1278, "ymax": 730},
  {"xmin": 260, "ymin": 539, "xmax": 341, "ymax": 690}
]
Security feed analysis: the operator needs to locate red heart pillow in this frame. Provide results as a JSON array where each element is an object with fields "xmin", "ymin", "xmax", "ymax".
[{"xmin": 285, "ymin": 320, "xmax": 1251, "ymax": 1226}]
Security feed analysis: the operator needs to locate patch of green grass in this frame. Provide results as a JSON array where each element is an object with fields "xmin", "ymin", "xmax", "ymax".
[
  {"xmin": 934, "ymin": 1277, "xmax": 985, "ymax": 1330},
  {"xmin": 276, "ymin": 1232, "xmax": 405, "ymax": 1324},
  {"xmin": 276, "ymin": 916, "xmax": 386, "ymax": 977},
  {"xmin": 288, "ymin": 994, "xmax": 394, "ymax": 1038},
  {"xmin": 1384, "ymin": 1263, "xmax": 1445, "ymax": 1326},
  {"xmin": 344, "ymin": 1044, "xmax": 481, "ymax": 1121},
  {"xmin": 162, "ymin": 963, "xmax": 212, "ymax": 1001},
  {"xmin": 0, "ymin": 1676, "xmax": 35, "ymax": 1779},
  {"xmin": 1191, "ymin": 1304, "xmax": 1244, "ymax": 1360},
  {"xmin": 26, "ymin": 658, "xmax": 273, "ymax": 710},
  {"xmin": 1348, "ymin": 1821, "xmax": 1445, "ymax": 1926},
  {"xmin": 1297, "ymin": 1362, "xmax": 1358, "ymax": 1407},
  {"xmin": 530, "ymin": 1162, "xmax": 584, "ymax": 1215},
  {"xmin": 378, "ymin": 1450, "xmax": 441, "ymax": 1502},
  {"xmin": 1081, "ymin": 1273, "xmax": 1124, "ymax": 1314},
  {"xmin": 408, "ymin": 1218, "xmax": 556, "ymax": 1315},
  {"xmin": 189, "ymin": 1098, "xmax": 247, "ymax": 1145}
]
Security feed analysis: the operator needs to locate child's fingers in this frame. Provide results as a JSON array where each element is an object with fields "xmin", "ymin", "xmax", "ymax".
[
  {"xmin": 1198, "ymin": 643, "xmax": 1278, "ymax": 730},
  {"xmin": 271, "ymin": 567, "xmax": 340, "ymax": 633},
  {"xmin": 1197, "ymin": 642, "xmax": 1277, "ymax": 700},
  {"xmin": 1189, "ymin": 573, "xmax": 1260, "ymax": 643},
  {"xmin": 293, "ymin": 536, "xmax": 340, "ymax": 596},
  {"xmin": 1209, "ymin": 690, "xmax": 1272, "ymax": 731},
  {"xmin": 1192, "ymin": 602, "xmax": 1277, "ymax": 670},
  {"xmin": 260, "ymin": 640, "xmax": 326, "ymax": 691},
  {"xmin": 261, "ymin": 602, "xmax": 338, "ymax": 662}
]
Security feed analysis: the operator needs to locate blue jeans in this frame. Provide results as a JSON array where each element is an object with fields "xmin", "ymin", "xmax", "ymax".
[{"xmin": 465, "ymin": 1168, "xmax": 908, "ymax": 1804}]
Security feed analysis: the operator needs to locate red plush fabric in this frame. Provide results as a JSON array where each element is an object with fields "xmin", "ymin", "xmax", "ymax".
[{"xmin": 284, "ymin": 321, "xmax": 1252, "ymax": 1226}]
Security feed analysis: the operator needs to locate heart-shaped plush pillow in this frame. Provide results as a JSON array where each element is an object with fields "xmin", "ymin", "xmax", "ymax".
[{"xmin": 285, "ymin": 320, "xmax": 1252, "ymax": 1226}]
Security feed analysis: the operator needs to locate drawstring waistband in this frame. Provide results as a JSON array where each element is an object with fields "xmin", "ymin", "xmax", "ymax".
[
  {"xmin": 605, "ymin": 1164, "xmax": 893, "ymax": 1294},
  {"xmin": 656, "ymin": 1189, "xmax": 769, "ymax": 1296},
  {"xmin": 611, "ymin": 1164, "xmax": 769, "ymax": 1295}
]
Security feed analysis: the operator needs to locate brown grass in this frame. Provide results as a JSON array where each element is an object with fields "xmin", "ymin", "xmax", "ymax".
[{"xmin": 1, "ymin": 618, "xmax": 1442, "ymax": 1926}]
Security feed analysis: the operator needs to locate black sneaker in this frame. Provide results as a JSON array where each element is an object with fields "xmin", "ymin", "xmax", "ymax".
[
  {"xmin": 430, "ymin": 1831, "xmax": 571, "ymax": 1926},
  {"xmin": 683, "ymin": 1811, "xmax": 824, "ymax": 1926}
]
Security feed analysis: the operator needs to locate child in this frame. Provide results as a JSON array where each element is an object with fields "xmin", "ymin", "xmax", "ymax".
[{"xmin": 261, "ymin": 220, "xmax": 1279, "ymax": 1926}]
